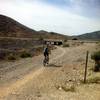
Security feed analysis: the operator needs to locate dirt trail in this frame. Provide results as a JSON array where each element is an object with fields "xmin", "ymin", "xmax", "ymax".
[
  {"xmin": 0, "ymin": 43, "xmax": 100, "ymax": 100},
  {"xmin": 0, "ymin": 46, "xmax": 65, "ymax": 99}
]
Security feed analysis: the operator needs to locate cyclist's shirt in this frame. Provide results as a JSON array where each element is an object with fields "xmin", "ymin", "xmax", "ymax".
[{"xmin": 44, "ymin": 47, "xmax": 49, "ymax": 56}]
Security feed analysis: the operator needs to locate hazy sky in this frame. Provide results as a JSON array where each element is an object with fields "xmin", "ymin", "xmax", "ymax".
[{"xmin": 0, "ymin": 0, "xmax": 100, "ymax": 35}]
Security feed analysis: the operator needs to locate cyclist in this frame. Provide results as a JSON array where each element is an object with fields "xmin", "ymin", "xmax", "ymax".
[{"xmin": 43, "ymin": 44, "xmax": 50, "ymax": 65}]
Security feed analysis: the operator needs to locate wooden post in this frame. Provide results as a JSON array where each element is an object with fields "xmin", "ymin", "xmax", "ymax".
[{"xmin": 84, "ymin": 51, "xmax": 89, "ymax": 83}]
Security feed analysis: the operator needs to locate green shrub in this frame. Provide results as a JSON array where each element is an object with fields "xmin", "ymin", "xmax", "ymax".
[
  {"xmin": 72, "ymin": 38, "xmax": 78, "ymax": 40},
  {"xmin": 64, "ymin": 39, "xmax": 68, "ymax": 42},
  {"xmin": 55, "ymin": 85, "xmax": 76, "ymax": 92},
  {"xmin": 91, "ymin": 51, "xmax": 100, "ymax": 71},
  {"xmin": 62, "ymin": 85, "xmax": 75, "ymax": 92},
  {"xmin": 20, "ymin": 52, "xmax": 32, "ymax": 58}
]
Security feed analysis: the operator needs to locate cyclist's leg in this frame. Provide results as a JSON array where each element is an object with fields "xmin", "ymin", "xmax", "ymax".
[
  {"xmin": 44, "ymin": 53, "xmax": 46, "ymax": 60},
  {"xmin": 43, "ymin": 53, "xmax": 46, "ymax": 66},
  {"xmin": 46, "ymin": 54, "xmax": 49, "ymax": 64},
  {"xmin": 44, "ymin": 53, "xmax": 49, "ymax": 65}
]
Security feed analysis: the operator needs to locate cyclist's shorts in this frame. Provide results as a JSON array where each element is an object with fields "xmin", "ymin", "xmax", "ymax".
[{"xmin": 44, "ymin": 52, "xmax": 48, "ymax": 56}]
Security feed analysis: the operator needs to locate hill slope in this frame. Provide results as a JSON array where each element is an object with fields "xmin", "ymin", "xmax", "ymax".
[
  {"xmin": 0, "ymin": 15, "xmax": 67, "ymax": 39},
  {"xmin": 76, "ymin": 31, "xmax": 100, "ymax": 40},
  {"xmin": 0, "ymin": 15, "xmax": 38, "ymax": 38}
]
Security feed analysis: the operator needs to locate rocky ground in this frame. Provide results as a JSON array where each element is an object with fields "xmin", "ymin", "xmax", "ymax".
[{"xmin": 0, "ymin": 42, "xmax": 100, "ymax": 100}]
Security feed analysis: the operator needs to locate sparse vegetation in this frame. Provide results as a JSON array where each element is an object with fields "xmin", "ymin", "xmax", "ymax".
[
  {"xmin": 63, "ymin": 44, "xmax": 70, "ymax": 47},
  {"xmin": 62, "ymin": 85, "xmax": 76, "ymax": 92},
  {"xmin": 91, "ymin": 51, "xmax": 100, "ymax": 72},
  {"xmin": 97, "ymin": 42, "xmax": 100, "ymax": 49},
  {"xmin": 7, "ymin": 54, "xmax": 16, "ymax": 60},
  {"xmin": 55, "ymin": 85, "xmax": 76, "ymax": 92},
  {"xmin": 87, "ymin": 76, "xmax": 100, "ymax": 84},
  {"xmin": 77, "ymin": 31, "xmax": 100, "ymax": 40},
  {"xmin": 20, "ymin": 51, "xmax": 32, "ymax": 58},
  {"xmin": 72, "ymin": 38, "xmax": 78, "ymax": 40}
]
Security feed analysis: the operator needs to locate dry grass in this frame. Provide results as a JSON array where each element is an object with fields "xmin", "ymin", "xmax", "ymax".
[
  {"xmin": 63, "ymin": 43, "xmax": 70, "ymax": 47},
  {"xmin": 87, "ymin": 76, "xmax": 100, "ymax": 84},
  {"xmin": 55, "ymin": 84, "xmax": 76, "ymax": 92}
]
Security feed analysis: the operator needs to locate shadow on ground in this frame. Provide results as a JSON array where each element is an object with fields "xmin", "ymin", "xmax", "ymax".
[{"xmin": 46, "ymin": 63, "xmax": 62, "ymax": 67}]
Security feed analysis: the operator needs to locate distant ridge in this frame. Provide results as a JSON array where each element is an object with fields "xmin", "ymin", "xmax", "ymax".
[
  {"xmin": 0, "ymin": 15, "xmax": 67, "ymax": 39},
  {"xmin": 74, "ymin": 31, "xmax": 100, "ymax": 41}
]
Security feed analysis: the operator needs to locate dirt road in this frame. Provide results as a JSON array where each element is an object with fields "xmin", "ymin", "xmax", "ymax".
[
  {"xmin": 0, "ymin": 43, "xmax": 100, "ymax": 100},
  {"xmin": 0, "ymin": 46, "xmax": 65, "ymax": 98}
]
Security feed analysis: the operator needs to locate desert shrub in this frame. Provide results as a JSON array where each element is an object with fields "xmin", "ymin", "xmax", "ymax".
[
  {"xmin": 63, "ymin": 44, "xmax": 70, "ymax": 47},
  {"xmin": 20, "ymin": 51, "xmax": 32, "ymax": 58},
  {"xmin": 91, "ymin": 51, "xmax": 100, "ymax": 72},
  {"xmin": 96, "ymin": 41, "xmax": 100, "ymax": 45},
  {"xmin": 87, "ymin": 76, "xmax": 100, "ymax": 84},
  {"xmin": 7, "ymin": 54, "xmax": 16, "ymax": 60},
  {"xmin": 0, "ymin": 52, "xmax": 6, "ymax": 60},
  {"xmin": 72, "ymin": 38, "xmax": 78, "ymax": 40},
  {"xmin": 62, "ymin": 85, "xmax": 75, "ymax": 92},
  {"xmin": 64, "ymin": 39, "xmax": 68, "ymax": 42},
  {"xmin": 55, "ymin": 85, "xmax": 76, "ymax": 92},
  {"xmin": 91, "ymin": 51, "xmax": 100, "ymax": 60}
]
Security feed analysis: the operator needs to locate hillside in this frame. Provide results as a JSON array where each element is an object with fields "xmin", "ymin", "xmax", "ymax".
[
  {"xmin": 76, "ymin": 31, "xmax": 100, "ymax": 40},
  {"xmin": 0, "ymin": 15, "xmax": 38, "ymax": 38},
  {"xmin": 0, "ymin": 15, "xmax": 67, "ymax": 39}
]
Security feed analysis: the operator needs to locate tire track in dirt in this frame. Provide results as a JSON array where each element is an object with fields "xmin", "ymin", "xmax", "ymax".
[{"xmin": 0, "ymin": 46, "xmax": 66, "ymax": 99}]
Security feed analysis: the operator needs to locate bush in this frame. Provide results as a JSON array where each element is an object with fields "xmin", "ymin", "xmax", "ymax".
[
  {"xmin": 63, "ymin": 44, "xmax": 70, "ymax": 47},
  {"xmin": 7, "ymin": 54, "xmax": 16, "ymax": 60},
  {"xmin": 20, "ymin": 52, "xmax": 32, "ymax": 58},
  {"xmin": 91, "ymin": 51, "xmax": 100, "ymax": 61},
  {"xmin": 55, "ymin": 85, "xmax": 76, "ymax": 92},
  {"xmin": 62, "ymin": 85, "xmax": 75, "ymax": 92},
  {"xmin": 91, "ymin": 51, "xmax": 100, "ymax": 71},
  {"xmin": 64, "ymin": 39, "xmax": 67, "ymax": 42},
  {"xmin": 87, "ymin": 76, "xmax": 100, "ymax": 84},
  {"xmin": 72, "ymin": 38, "xmax": 78, "ymax": 40}
]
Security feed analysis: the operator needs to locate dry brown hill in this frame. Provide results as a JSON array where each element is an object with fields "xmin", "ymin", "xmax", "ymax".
[
  {"xmin": 0, "ymin": 15, "xmax": 39, "ymax": 38},
  {"xmin": 0, "ymin": 15, "xmax": 67, "ymax": 39}
]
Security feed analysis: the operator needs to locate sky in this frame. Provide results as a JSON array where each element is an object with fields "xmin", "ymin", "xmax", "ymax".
[{"xmin": 0, "ymin": 0, "xmax": 100, "ymax": 35}]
